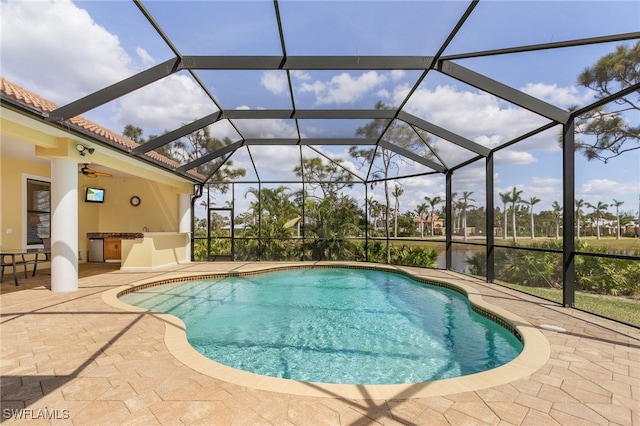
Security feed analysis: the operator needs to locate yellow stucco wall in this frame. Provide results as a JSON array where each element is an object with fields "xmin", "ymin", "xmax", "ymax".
[
  {"xmin": 79, "ymin": 175, "xmax": 185, "ymax": 234},
  {"xmin": 1, "ymin": 154, "xmax": 186, "ymax": 258},
  {"xmin": 2, "ymin": 103, "xmax": 194, "ymax": 281},
  {"xmin": 0, "ymin": 156, "xmax": 51, "ymax": 248}
]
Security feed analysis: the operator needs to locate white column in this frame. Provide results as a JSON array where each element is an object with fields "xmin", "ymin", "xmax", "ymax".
[
  {"xmin": 178, "ymin": 193, "xmax": 192, "ymax": 263},
  {"xmin": 51, "ymin": 157, "xmax": 78, "ymax": 292}
]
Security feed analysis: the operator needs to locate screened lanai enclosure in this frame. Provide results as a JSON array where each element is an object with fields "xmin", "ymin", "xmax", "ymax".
[{"xmin": 6, "ymin": 1, "xmax": 639, "ymax": 325}]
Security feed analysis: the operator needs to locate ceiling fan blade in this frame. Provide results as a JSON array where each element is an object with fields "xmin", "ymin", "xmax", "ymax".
[{"xmin": 80, "ymin": 163, "xmax": 111, "ymax": 177}]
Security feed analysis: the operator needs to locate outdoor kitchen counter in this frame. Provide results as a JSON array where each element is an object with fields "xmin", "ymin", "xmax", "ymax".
[
  {"xmin": 87, "ymin": 233, "xmax": 145, "ymax": 262},
  {"xmin": 86, "ymin": 233, "xmax": 144, "ymax": 239},
  {"xmin": 119, "ymin": 232, "xmax": 190, "ymax": 271}
]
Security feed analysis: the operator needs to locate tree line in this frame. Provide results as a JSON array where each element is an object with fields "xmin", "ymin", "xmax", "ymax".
[{"xmin": 367, "ymin": 188, "xmax": 637, "ymax": 242}]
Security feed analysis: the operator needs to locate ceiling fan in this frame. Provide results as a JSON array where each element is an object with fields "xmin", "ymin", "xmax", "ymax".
[{"xmin": 80, "ymin": 163, "xmax": 112, "ymax": 178}]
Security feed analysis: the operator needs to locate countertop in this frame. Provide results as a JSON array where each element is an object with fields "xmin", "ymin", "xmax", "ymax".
[
  {"xmin": 87, "ymin": 233, "xmax": 144, "ymax": 239},
  {"xmin": 87, "ymin": 232, "xmax": 187, "ymax": 239}
]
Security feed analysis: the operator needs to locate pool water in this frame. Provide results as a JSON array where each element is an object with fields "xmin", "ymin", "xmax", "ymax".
[{"xmin": 120, "ymin": 268, "xmax": 523, "ymax": 384}]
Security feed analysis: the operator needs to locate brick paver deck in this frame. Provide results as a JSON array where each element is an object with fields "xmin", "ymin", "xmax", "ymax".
[{"xmin": 1, "ymin": 262, "xmax": 638, "ymax": 425}]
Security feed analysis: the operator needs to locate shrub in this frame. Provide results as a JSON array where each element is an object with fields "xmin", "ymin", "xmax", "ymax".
[{"xmin": 466, "ymin": 241, "xmax": 639, "ymax": 297}]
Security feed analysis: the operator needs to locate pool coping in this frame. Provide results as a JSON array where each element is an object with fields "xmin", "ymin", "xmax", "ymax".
[{"xmin": 101, "ymin": 261, "xmax": 550, "ymax": 400}]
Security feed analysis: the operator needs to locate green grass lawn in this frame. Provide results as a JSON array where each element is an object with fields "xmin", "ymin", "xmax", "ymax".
[
  {"xmin": 496, "ymin": 281, "xmax": 640, "ymax": 327},
  {"xmin": 348, "ymin": 237, "xmax": 639, "ymax": 325},
  {"xmin": 376, "ymin": 235, "xmax": 639, "ymax": 253},
  {"xmin": 577, "ymin": 237, "xmax": 640, "ymax": 253},
  {"xmin": 581, "ymin": 237, "xmax": 636, "ymax": 248}
]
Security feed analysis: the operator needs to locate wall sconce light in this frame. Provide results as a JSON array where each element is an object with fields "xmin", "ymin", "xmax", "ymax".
[{"xmin": 76, "ymin": 144, "xmax": 95, "ymax": 156}]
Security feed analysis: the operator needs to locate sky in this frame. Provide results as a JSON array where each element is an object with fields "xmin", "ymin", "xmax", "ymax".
[{"xmin": 1, "ymin": 0, "xmax": 638, "ymax": 218}]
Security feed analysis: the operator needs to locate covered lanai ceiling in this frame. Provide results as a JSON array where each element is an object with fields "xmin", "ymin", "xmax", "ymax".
[{"xmin": 4, "ymin": 0, "xmax": 639, "ymax": 185}]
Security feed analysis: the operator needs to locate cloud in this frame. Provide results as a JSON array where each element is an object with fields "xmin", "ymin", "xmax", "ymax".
[
  {"xmin": 228, "ymin": 106, "xmax": 300, "ymax": 138},
  {"xmin": 577, "ymin": 179, "xmax": 638, "ymax": 206},
  {"xmin": 135, "ymin": 47, "xmax": 156, "ymax": 69},
  {"xmin": 306, "ymin": 146, "xmax": 365, "ymax": 180},
  {"xmin": 388, "ymin": 175, "xmax": 446, "ymax": 212},
  {"xmin": 243, "ymin": 145, "xmax": 301, "ymax": 179},
  {"xmin": 298, "ymin": 71, "xmax": 388, "ymax": 105},
  {"xmin": 376, "ymin": 89, "xmax": 391, "ymax": 99},
  {"xmin": 399, "ymin": 84, "xmax": 560, "ymax": 166},
  {"xmin": 450, "ymin": 162, "xmax": 487, "ymax": 190},
  {"xmin": 390, "ymin": 70, "xmax": 406, "ymax": 81},
  {"xmin": 403, "ymin": 85, "xmax": 549, "ymax": 141},
  {"xmin": 0, "ymin": 0, "xmax": 134, "ymax": 104},
  {"xmin": 1, "ymin": 0, "xmax": 220, "ymax": 140},
  {"xmin": 531, "ymin": 177, "xmax": 562, "ymax": 186},
  {"xmin": 521, "ymin": 82, "xmax": 592, "ymax": 107},
  {"xmin": 493, "ymin": 172, "xmax": 565, "ymax": 211},
  {"xmin": 523, "ymin": 177, "xmax": 563, "ymax": 206},
  {"xmin": 291, "ymin": 70, "xmax": 311, "ymax": 81},
  {"xmin": 494, "ymin": 150, "xmax": 537, "ymax": 166},
  {"xmin": 207, "ymin": 120, "xmax": 242, "ymax": 142},
  {"xmin": 235, "ymin": 119, "xmax": 300, "ymax": 139},
  {"xmin": 113, "ymin": 74, "xmax": 216, "ymax": 135},
  {"xmin": 260, "ymin": 70, "xmax": 288, "ymax": 94}
]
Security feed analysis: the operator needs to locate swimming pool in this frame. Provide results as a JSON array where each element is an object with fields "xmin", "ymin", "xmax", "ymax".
[{"xmin": 119, "ymin": 267, "xmax": 523, "ymax": 385}]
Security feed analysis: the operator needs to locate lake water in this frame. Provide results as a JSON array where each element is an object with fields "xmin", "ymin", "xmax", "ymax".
[{"xmin": 436, "ymin": 247, "xmax": 484, "ymax": 274}]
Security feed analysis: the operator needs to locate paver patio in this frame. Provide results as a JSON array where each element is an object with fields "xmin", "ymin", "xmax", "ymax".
[{"xmin": 1, "ymin": 262, "xmax": 638, "ymax": 425}]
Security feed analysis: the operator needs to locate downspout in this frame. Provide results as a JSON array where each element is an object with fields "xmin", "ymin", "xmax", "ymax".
[{"xmin": 190, "ymin": 183, "xmax": 203, "ymax": 262}]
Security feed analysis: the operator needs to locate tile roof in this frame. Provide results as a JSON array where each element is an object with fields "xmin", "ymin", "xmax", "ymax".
[{"xmin": 0, "ymin": 77, "xmax": 202, "ymax": 179}]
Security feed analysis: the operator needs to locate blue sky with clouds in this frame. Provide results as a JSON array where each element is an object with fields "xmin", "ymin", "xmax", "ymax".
[{"xmin": 1, "ymin": 0, "xmax": 638, "ymax": 217}]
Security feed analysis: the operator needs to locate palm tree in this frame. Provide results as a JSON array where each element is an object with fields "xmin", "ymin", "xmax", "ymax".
[
  {"xmin": 415, "ymin": 203, "xmax": 428, "ymax": 239},
  {"xmin": 575, "ymin": 198, "xmax": 585, "ymax": 240},
  {"xmin": 508, "ymin": 187, "xmax": 523, "ymax": 243},
  {"xmin": 586, "ymin": 201, "xmax": 608, "ymax": 240},
  {"xmin": 424, "ymin": 195, "xmax": 442, "ymax": 237},
  {"xmin": 449, "ymin": 191, "xmax": 458, "ymax": 235},
  {"xmin": 499, "ymin": 191, "xmax": 510, "ymax": 239},
  {"xmin": 458, "ymin": 191, "xmax": 475, "ymax": 242},
  {"xmin": 367, "ymin": 197, "xmax": 382, "ymax": 236},
  {"xmin": 611, "ymin": 199, "xmax": 624, "ymax": 239},
  {"xmin": 393, "ymin": 185, "xmax": 404, "ymax": 238},
  {"xmin": 526, "ymin": 196, "xmax": 541, "ymax": 239},
  {"xmin": 244, "ymin": 186, "xmax": 295, "ymax": 236},
  {"xmin": 551, "ymin": 201, "xmax": 563, "ymax": 239},
  {"xmin": 619, "ymin": 212, "xmax": 636, "ymax": 237}
]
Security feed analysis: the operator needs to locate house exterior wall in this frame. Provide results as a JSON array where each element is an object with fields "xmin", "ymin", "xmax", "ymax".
[
  {"xmin": 0, "ymin": 154, "xmax": 50, "ymax": 248},
  {"xmin": 1, "ymin": 149, "xmax": 188, "ymax": 275},
  {"xmin": 1, "ymin": 80, "xmax": 195, "ymax": 286},
  {"xmin": 79, "ymin": 175, "xmax": 184, "ymax": 235}
]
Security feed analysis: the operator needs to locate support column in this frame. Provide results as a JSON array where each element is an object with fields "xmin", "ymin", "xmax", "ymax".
[
  {"xmin": 486, "ymin": 154, "xmax": 495, "ymax": 282},
  {"xmin": 445, "ymin": 170, "xmax": 453, "ymax": 270},
  {"xmin": 562, "ymin": 119, "xmax": 576, "ymax": 307},
  {"xmin": 51, "ymin": 157, "xmax": 78, "ymax": 292},
  {"xmin": 179, "ymin": 193, "xmax": 192, "ymax": 263},
  {"xmin": 364, "ymin": 184, "xmax": 368, "ymax": 263}
]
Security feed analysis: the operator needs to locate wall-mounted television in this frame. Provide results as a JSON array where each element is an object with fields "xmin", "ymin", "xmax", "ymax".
[{"xmin": 85, "ymin": 187, "xmax": 105, "ymax": 203}]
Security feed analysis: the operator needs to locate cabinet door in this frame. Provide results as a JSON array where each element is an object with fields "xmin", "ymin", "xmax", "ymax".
[{"xmin": 104, "ymin": 238, "xmax": 121, "ymax": 260}]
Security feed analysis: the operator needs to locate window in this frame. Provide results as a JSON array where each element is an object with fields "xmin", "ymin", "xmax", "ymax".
[{"xmin": 26, "ymin": 178, "xmax": 50, "ymax": 245}]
